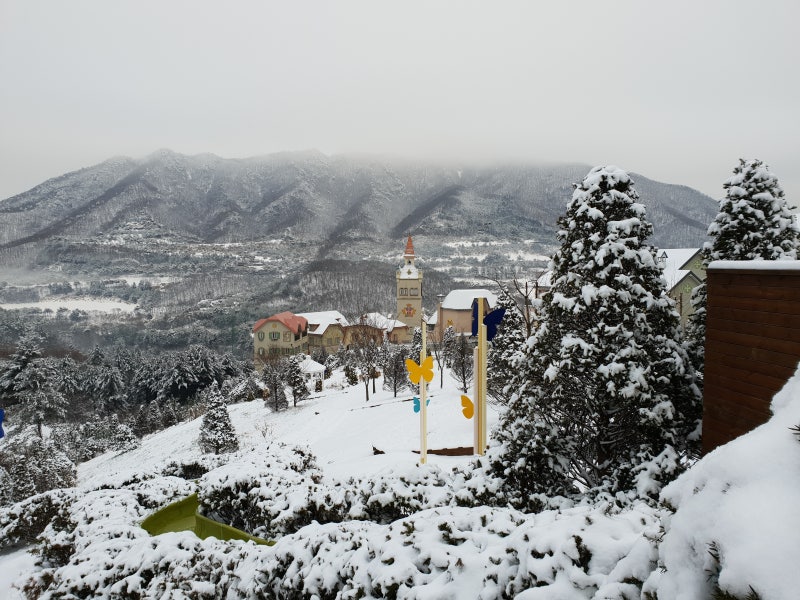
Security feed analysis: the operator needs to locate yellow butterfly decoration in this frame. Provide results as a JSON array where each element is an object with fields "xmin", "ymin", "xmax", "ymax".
[
  {"xmin": 460, "ymin": 395, "xmax": 474, "ymax": 419},
  {"xmin": 405, "ymin": 355, "xmax": 434, "ymax": 384}
]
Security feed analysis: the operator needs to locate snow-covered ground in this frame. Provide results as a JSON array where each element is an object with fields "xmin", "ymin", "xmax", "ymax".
[
  {"xmin": 3, "ymin": 366, "xmax": 800, "ymax": 598},
  {"xmin": 80, "ymin": 370, "xmax": 496, "ymax": 488},
  {"xmin": 0, "ymin": 298, "xmax": 137, "ymax": 313}
]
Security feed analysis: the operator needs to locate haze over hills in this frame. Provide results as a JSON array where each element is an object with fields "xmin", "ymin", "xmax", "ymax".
[{"xmin": 0, "ymin": 149, "xmax": 715, "ymax": 254}]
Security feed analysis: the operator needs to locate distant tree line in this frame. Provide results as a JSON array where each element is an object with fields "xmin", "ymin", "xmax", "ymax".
[{"xmin": 0, "ymin": 331, "xmax": 259, "ymax": 506}]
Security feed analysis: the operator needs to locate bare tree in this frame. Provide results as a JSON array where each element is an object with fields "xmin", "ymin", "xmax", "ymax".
[
  {"xmin": 427, "ymin": 325, "xmax": 449, "ymax": 389},
  {"xmin": 449, "ymin": 335, "xmax": 474, "ymax": 394},
  {"xmin": 343, "ymin": 315, "xmax": 384, "ymax": 402},
  {"xmin": 483, "ymin": 273, "xmax": 547, "ymax": 339}
]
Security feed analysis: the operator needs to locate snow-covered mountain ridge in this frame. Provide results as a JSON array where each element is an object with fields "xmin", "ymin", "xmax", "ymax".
[{"xmin": 0, "ymin": 149, "xmax": 715, "ymax": 260}]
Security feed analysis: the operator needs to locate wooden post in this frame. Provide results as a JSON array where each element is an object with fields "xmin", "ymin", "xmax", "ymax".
[
  {"xmin": 420, "ymin": 318, "xmax": 428, "ymax": 464},
  {"xmin": 473, "ymin": 298, "xmax": 488, "ymax": 455}
]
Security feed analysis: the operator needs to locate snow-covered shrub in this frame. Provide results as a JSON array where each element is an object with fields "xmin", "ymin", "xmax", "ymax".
[
  {"xmin": 51, "ymin": 414, "xmax": 140, "ymax": 463},
  {"xmin": 24, "ymin": 495, "xmax": 662, "ymax": 600},
  {"xmin": 642, "ymin": 365, "xmax": 800, "ymax": 600},
  {"xmin": 350, "ymin": 463, "xmax": 458, "ymax": 523},
  {"xmin": 198, "ymin": 444, "xmax": 330, "ymax": 538},
  {"xmin": 222, "ymin": 374, "xmax": 261, "ymax": 404},
  {"xmin": 23, "ymin": 474, "xmax": 196, "ymax": 596},
  {"xmin": 233, "ymin": 503, "xmax": 662, "ymax": 600},
  {"xmin": 199, "ymin": 450, "xmax": 485, "ymax": 539},
  {"xmin": 161, "ymin": 454, "xmax": 230, "ymax": 480},
  {"xmin": 0, "ymin": 488, "xmax": 76, "ymax": 551}
]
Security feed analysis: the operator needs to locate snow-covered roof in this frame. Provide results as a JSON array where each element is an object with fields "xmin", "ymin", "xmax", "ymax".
[
  {"xmin": 364, "ymin": 312, "xmax": 409, "ymax": 332},
  {"xmin": 397, "ymin": 263, "xmax": 420, "ymax": 280},
  {"xmin": 297, "ymin": 311, "xmax": 349, "ymax": 336},
  {"xmin": 708, "ymin": 259, "xmax": 800, "ymax": 271},
  {"xmin": 441, "ymin": 289, "xmax": 497, "ymax": 310},
  {"xmin": 657, "ymin": 248, "xmax": 701, "ymax": 288},
  {"xmin": 297, "ymin": 354, "xmax": 325, "ymax": 374},
  {"xmin": 536, "ymin": 271, "xmax": 553, "ymax": 288}
]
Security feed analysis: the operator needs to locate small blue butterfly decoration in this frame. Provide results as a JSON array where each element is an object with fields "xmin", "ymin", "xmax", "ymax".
[
  {"xmin": 412, "ymin": 396, "xmax": 430, "ymax": 413},
  {"xmin": 471, "ymin": 301, "xmax": 507, "ymax": 341},
  {"xmin": 0, "ymin": 408, "xmax": 5, "ymax": 439}
]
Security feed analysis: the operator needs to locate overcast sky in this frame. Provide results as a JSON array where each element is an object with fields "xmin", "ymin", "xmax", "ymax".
[{"xmin": 1, "ymin": 0, "xmax": 798, "ymax": 205}]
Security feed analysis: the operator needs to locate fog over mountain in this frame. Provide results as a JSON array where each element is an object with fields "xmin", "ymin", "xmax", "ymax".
[{"xmin": 0, "ymin": 149, "xmax": 715, "ymax": 259}]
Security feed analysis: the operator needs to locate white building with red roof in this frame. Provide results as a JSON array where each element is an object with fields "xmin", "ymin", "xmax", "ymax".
[{"xmin": 252, "ymin": 311, "xmax": 309, "ymax": 369}]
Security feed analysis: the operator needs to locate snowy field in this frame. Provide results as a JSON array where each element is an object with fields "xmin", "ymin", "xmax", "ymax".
[
  {"xmin": 3, "ymin": 366, "xmax": 800, "ymax": 598},
  {"xmin": 79, "ymin": 370, "xmax": 496, "ymax": 488},
  {"xmin": 0, "ymin": 298, "xmax": 137, "ymax": 313}
]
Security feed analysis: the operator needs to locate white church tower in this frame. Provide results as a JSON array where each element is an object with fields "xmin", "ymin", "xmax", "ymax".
[{"xmin": 396, "ymin": 235, "xmax": 423, "ymax": 330}]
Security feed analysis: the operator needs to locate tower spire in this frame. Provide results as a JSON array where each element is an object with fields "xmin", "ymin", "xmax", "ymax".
[{"xmin": 404, "ymin": 235, "xmax": 415, "ymax": 259}]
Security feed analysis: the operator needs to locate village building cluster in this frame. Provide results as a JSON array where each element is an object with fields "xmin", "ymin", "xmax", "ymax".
[{"xmin": 253, "ymin": 237, "xmax": 704, "ymax": 377}]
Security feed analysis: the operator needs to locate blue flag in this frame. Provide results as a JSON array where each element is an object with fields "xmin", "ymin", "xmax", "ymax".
[
  {"xmin": 471, "ymin": 300, "xmax": 506, "ymax": 341},
  {"xmin": 0, "ymin": 408, "xmax": 5, "ymax": 439}
]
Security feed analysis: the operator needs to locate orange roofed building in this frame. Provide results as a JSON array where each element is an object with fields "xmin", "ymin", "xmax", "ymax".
[{"xmin": 253, "ymin": 311, "xmax": 309, "ymax": 370}]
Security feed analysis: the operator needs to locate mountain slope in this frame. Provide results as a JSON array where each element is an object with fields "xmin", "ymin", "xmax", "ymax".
[{"xmin": 0, "ymin": 150, "xmax": 716, "ymax": 255}]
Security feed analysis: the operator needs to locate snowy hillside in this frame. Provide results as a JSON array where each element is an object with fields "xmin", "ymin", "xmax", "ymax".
[{"xmin": 2, "ymin": 365, "xmax": 799, "ymax": 598}]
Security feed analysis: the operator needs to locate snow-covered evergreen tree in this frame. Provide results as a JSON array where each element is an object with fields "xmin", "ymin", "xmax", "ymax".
[
  {"xmin": 132, "ymin": 400, "xmax": 164, "ymax": 437},
  {"xmin": 383, "ymin": 346, "xmax": 410, "ymax": 397},
  {"xmin": 489, "ymin": 166, "xmax": 701, "ymax": 505},
  {"xmin": 161, "ymin": 399, "xmax": 179, "ymax": 428},
  {"xmin": 261, "ymin": 360, "xmax": 288, "ymax": 412},
  {"xmin": 442, "ymin": 326, "xmax": 456, "ymax": 367},
  {"xmin": 0, "ymin": 329, "xmax": 44, "ymax": 406},
  {"xmin": 87, "ymin": 345, "xmax": 105, "ymax": 367},
  {"xmin": 14, "ymin": 357, "xmax": 67, "ymax": 438},
  {"xmin": 56, "ymin": 357, "xmax": 85, "ymax": 417},
  {"xmin": 198, "ymin": 384, "xmax": 239, "ymax": 455},
  {"xmin": 108, "ymin": 414, "xmax": 139, "ymax": 453},
  {"xmin": 0, "ymin": 426, "xmax": 76, "ymax": 503},
  {"xmin": 91, "ymin": 363, "xmax": 126, "ymax": 414},
  {"xmin": 155, "ymin": 353, "xmax": 200, "ymax": 404},
  {"xmin": 286, "ymin": 356, "xmax": 310, "ymax": 407},
  {"xmin": 688, "ymin": 158, "xmax": 800, "ymax": 376},
  {"xmin": 486, "ymin": 287, "xmax": 527, "ymax": 405},
  {"xmin": 410, "ymin": 327, "xmax": 423, "ymax": 362}
]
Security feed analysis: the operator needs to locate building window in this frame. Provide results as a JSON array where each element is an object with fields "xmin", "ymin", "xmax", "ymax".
[
  {"xmin": 400, "ymin": 288, "xmax": 408, "ymax": 296},
  {"xmin": 410, "ymin": 287, "xmax": 418, "ymax": 296},
  {"xmin": 270, "ymin": 332, "xmax": 280, "ymax": 341},
  {"xmin": 258, "ymin": 331, "xmax": 265, "ymax": 341},
  {"xmin": 284, "ymin": 332, "xmax": 292, "ymax": 342},
  {"xmin": 258, "ymin": 347, "xmax": 265, "ymax": 356}
]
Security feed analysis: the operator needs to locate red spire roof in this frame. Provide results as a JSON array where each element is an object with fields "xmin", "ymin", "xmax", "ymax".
[{"xmin": 404, "ymin": 235, "xmax": 415, "ymax": 258}]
